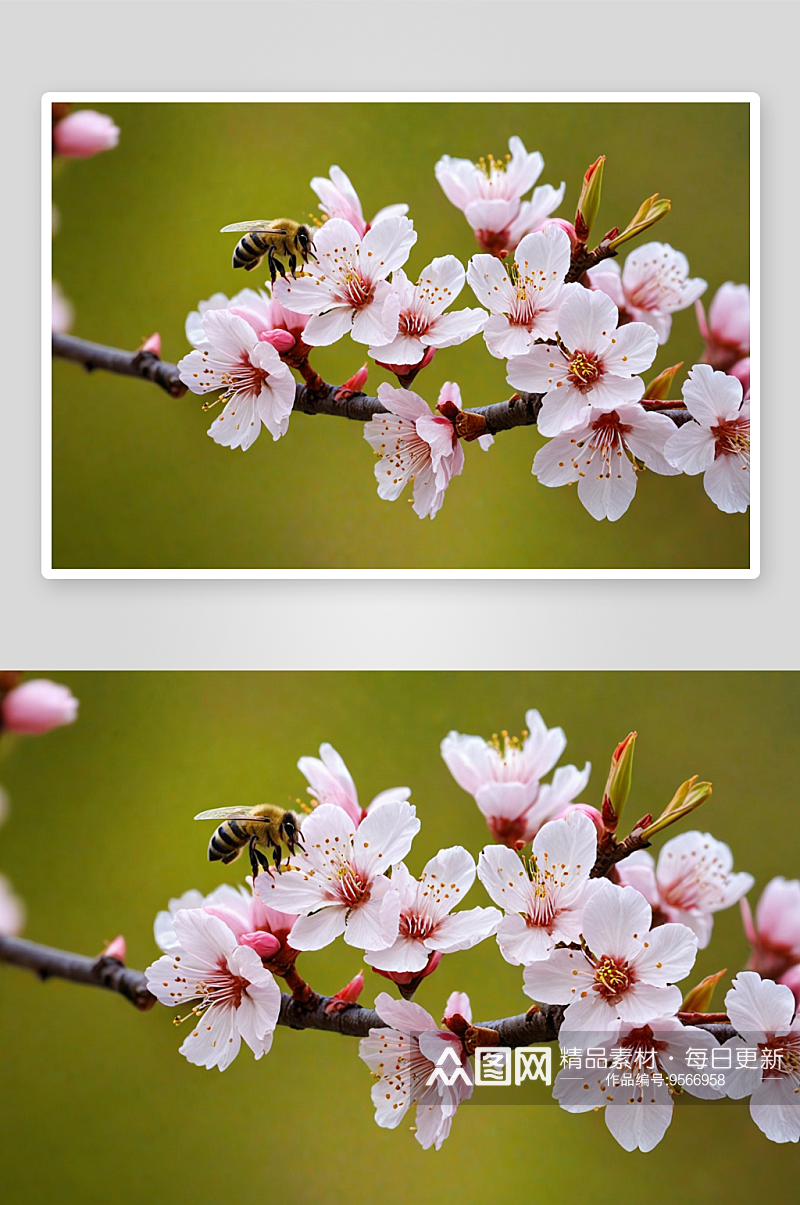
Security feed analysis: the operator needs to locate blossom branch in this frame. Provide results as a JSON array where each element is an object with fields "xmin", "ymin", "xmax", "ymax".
[
  {"xmin": 52, "ymin": 333, "xmax": 692, "ymax": 431},
  {"xmin": 0, "ymin": 934, "xmax": 736, "ymax": 1042},
  {"xmin": 52, "ymin": 333, "xmax": 188, "ymax": 399},
  {"xmin": 0, "ymin": 934, "xmax": 156, "ymax": 1011}
]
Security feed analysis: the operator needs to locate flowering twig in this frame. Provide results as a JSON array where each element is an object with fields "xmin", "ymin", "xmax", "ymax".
[
  {"xmin": 52, "ymin": 333, "xmax": 188, "ymax": 399},
  {"xmin": 0, "ymin": 934, "xmax": 736, "ymax": 1042},
  {"xmin": 52, "ymin": 333, "xmax": 692, "ymax": 432}
]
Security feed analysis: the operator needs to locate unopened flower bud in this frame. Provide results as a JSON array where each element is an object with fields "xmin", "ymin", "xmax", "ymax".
[
  {"xmin": 643, "ymin": 362, "xmax": 684, "ymax": 401},
  {"xmin": 602, "ymin": 732, "xmax": 637, "ymax": 826},
  {"xmin": 538, "ymin": 217, "xmax": 581, "ymax": 251},
  {"xmin": 553, "ymin": 803, "xmax": 605, "ymax": 835},
  {"xmin": 640, "ymin": 776, "xmax": 713, "ymax": 839},
  {"xmin": 138, "ymin": 333, "xmax": 161, "ymax": 357},
  {"xmin": 238, "ymin": 930, "xmax": 282, "ymax": 959},
  {"xmin": 259, "ymin": 329, "xmax": 296, "ymax": 353},
  {"xmin": 53, "ymin": 110, "xmax": 120, "ymax": 158},
  {"xmin": 334, "ymin": 364, "xmax": 369, "ymax": 401},
  {"xmin": 1, "ymin": 679, "xmax": 78, "ymax": 735},
  {"xmin": 574, "ymin": 156, "xmax": 605, "ymax": 243},
  {"xmin": 100, "ymin": 935, "xmax": 127, "ymax": 963},
  {"xmin": 609, "ymin": 194, "xmax": 671, "ymax": 250},
  {"xmin": 324, "ymin": 971, "xmax": 365, "ymax": 1014},
  {"xmin": 443, "ymin": 991, "xmax": 472, "ymax": 1030},
  {"xmin": 680, "ymin": 967, "xmax": 727, "ymax": 1013}
]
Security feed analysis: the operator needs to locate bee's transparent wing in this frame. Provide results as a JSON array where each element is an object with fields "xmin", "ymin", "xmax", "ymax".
[
  {"xmin": 194, "ymin": 807, "xmax": 257, "ymax": 821},
  {"xmin": 220, "ymin": 220, "xmax": 285, "ymax": 233}
]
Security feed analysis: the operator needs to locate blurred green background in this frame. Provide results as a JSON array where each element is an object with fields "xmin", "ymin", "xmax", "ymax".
[
  {"xmin": 51, "ymin": 101, "xmax": 750, "ymax": 569},
  {"xmin": 0, "ymin": 672, "xmax": 795, "ymax": 1203}
]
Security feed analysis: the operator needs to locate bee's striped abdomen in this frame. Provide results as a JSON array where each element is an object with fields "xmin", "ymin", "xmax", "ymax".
[
  {"xmin": 208, "ymin": 819, "xmax": 247, "ymax": 864},
  {"xmin": 232, "ymin": 232, "xmax": 268, "ymax": 270}
]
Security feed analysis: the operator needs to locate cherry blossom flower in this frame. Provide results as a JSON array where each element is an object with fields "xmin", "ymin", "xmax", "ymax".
[
  {"xmin": 365, "ymin": 846, "xmax": 501, "ymax": 973},
  {"xmin": 435, "ymin": 135, "xmax": 565, "ymax": 256},
  {"xmin": 588, "ymin": 242, "xmax": 707, "ymax": 344},
  {"xmin": 555, "ymin": 1015, "xmax": 722, "ymax": 1152},
  {"xmin": 273, "ymin": 216, "xmax": 417, "ymax": 347},
  {"xmin": 256, "ymin": 800, "xmax": 420, "ymax": 952},
  {"xmin": 741, "ymin": 877, "xmax": 800, "ymax": 981},
  {"xmin": 298, "ymin": 742, "xmax": 410, "ymax": 827},
  {"xmin": 615, "ymin": 831, "xmax": 753, "ymax": 948},
  {"xmin": 53, "ymin": 109, "xmax": 119, "ymax": 157},
  {"xmin": 154, "ymin": 885, "xmax": 248, "ymax": 953},
  {"xmin": 359, "ymin": 991, "xmax": 473, "ymax": 1150},
  {"xmin": 185, "ymin": 289, "xmax": 308, "ymax": 357},
  {"xmin": 722, "ymin": 972, "xmax": 800, "ymax": 1143},
  {"xmin": 506, "ymin": 288, "xmax": 658, "ymax": 438},
  {"xmin": 696, "ymin": 281, "xmax": 750, "ymax": 371},
  {"xmin": 441, "ymin": 709, "xmax": 591, "ymax": 846},
  {"xmin": 154, "ymin": 882, "xmax": 300, "ymax": 976},
  {"xmin": 368, "ymin": 256, "xmax": 487, "ymax": 366},
  {"xmin": 145, "ymin": 909, "xmax": 281, "ymax": 1071},
  {"xmin": 523, "ymin": 879, "xmax": 698, "ymax": 1029},
  {"xmin": 1, "ymin": 679, "xmax": 78, "ymax": 735},
  {"xmin": 478, "ymin": 812, "xmax": 600, "ymax": 965},
  {"xmin": 467, "ymin": 224, "xmax": 579, "ymax": 358},
  {"xmin": 664, "ymin": 364, "xmax": 750, "ymax": 513},
  {"xmin": 310, "ymin": 164, "xmax": 408, "ymax": 238},
  {"xmin": 0, "ymin": 873, "xmax": 25, "ymax": 936},
  {"xmin": 52, "ymin": 282, "xmax": 73, "ymax": 334},
  {"xmin": 531, "ymin": 401, "xmax": 681, "ymax": 522},
  {"xmin": 178, "ymin": 309, "xmax": 296, "ymax": 448},
  {"xmin": 363, "ymin": 382, "xmax": 465, "ymax": 520}
]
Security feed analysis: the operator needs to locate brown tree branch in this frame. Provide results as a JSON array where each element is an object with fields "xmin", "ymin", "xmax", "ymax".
[
  {"xmin": 0, "ymin": 935, "xmax": 736, "ymax": 1043},
  {"xmin": 52, "ymin": 333, "xmax": 693, "ymax": 433}
]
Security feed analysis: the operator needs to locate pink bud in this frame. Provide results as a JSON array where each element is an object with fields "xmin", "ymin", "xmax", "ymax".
[
  {"xmin": 138, "ymin": 333, "xmax": 161, "ymax": 357},
  {"xmin": 537, "ymin": 217, "xmax": 581, "ymax": 251},
  {"xmin": 101, "ymin": 935, "xmax": 127, "ymax": 962},
  {"xmin": 260, "ymin": 329, "xmax": 296, "ymax": 352},
  {"xmin": 443, "ymin": 991, "xmax": 471, "ymax": 1027},
  {"xmin": 324, "ymin": 971, "xmax": 365, "ymax": 1013},
  {"xmin": 340, "ymin": 364, "xmax": 369, "ymax": 393},
  {"xmin": 552, "ymin": 803, "xmax": 605, "ymax": 835},
  {"xmin": 2, "ymin": 679, "xmax": 79, "ymax": 735},
  {"xmin": 53, "ymin": 110, "xmax": 120, "ymax": 158},
  {"xmin": 238, "ymin": 930, "xmax": 282, "ymax": 959}
]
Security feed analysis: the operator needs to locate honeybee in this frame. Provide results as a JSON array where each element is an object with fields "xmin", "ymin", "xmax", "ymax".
[
  {"xmin": 220, "ymin": 219, "xmax": 317, "ymax": 283},
  {"xmin": 194, "ymin": 803, "xmax": 305, "ymax": 878}
]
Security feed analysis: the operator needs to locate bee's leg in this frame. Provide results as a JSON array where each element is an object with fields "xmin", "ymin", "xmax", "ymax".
[
  {"xmin": 288, "ymin": 252, "xmax": 297, "ymax": 278},
  {"xmin": 254, "ymin": 847, "xmax": 272, "ymax": 876},
  {"xmin": 248, "ymin": 835, "xmax": 266, "ymax": 881},
  {"xmin": 267, "ymin": 246, "xmax": 287, "ymax": 284},
  {"xmin": 272, "ymin": 842, "xmax": 283, "ymax": 872}
]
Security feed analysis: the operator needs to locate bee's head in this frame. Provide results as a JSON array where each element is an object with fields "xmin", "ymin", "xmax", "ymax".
[
  {"xmin": 298, "ymin": 225, "xmax": 317, "ymax": 262},
  {"xmin": 281, "ymin": 811, "xmax": 305, "ymax": 852}
]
